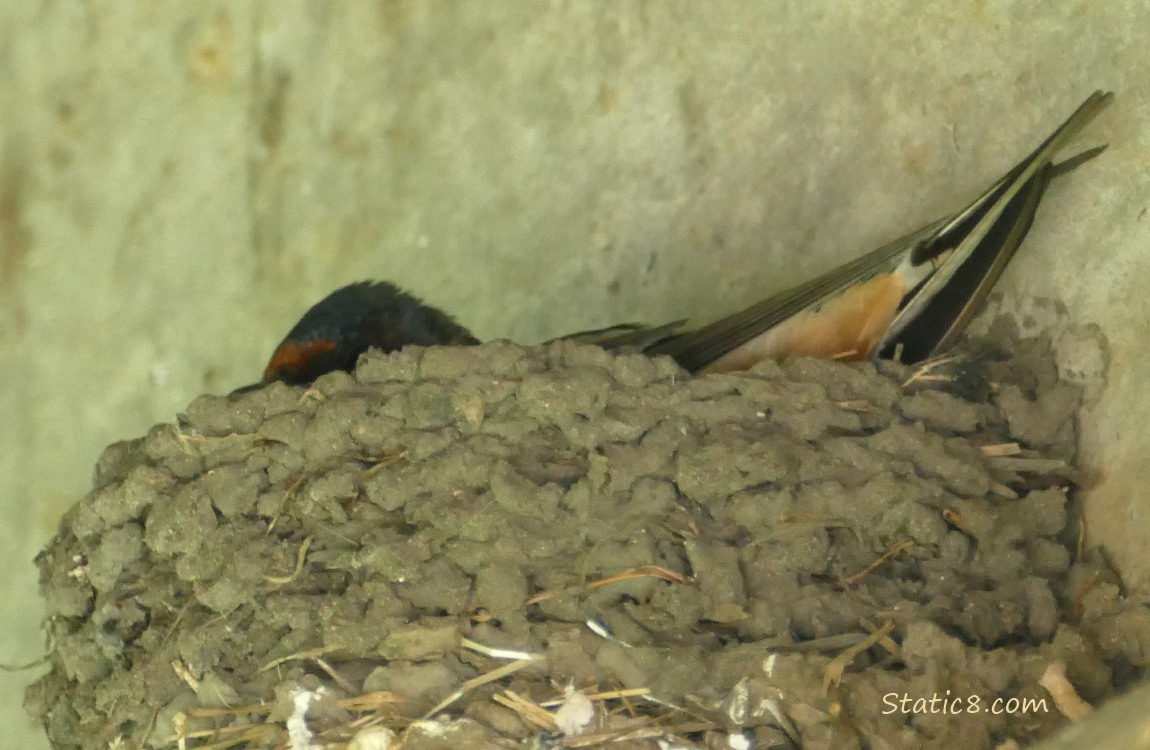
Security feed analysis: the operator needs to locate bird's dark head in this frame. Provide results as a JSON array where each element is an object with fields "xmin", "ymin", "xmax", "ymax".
[{"xmin": 252, "ymin": 281, "xmax": 477, "ymax": 388}]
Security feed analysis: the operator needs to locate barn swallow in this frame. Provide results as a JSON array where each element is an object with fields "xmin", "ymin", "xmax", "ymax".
[{"xmin": 238, "ymin": 90, "xmax": 1111, "ymax": 392}]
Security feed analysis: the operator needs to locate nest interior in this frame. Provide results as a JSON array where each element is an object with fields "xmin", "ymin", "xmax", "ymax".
[{"xmin": 25, "ymin": 320, "xmax": 1150, "ymax": 750}]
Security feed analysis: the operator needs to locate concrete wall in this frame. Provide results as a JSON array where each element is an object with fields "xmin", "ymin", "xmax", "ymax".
[{"xmin": 2, "ymin": 2, "xmax": 1147, "ymax": 746}]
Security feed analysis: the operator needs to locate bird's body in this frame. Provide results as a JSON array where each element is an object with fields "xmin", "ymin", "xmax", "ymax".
[
  {"xmin": 242, "ymin": 91, "xmax": 1112, "ymax": 391},
  {"xmin": 702, "ymin": 270, "xmax": 910, "ymax": 371}
]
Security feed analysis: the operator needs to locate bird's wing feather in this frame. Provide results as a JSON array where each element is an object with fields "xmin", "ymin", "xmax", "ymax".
[{"xmin": 644, "ymin": 91, "xmax": 1112, "ymax": 372}]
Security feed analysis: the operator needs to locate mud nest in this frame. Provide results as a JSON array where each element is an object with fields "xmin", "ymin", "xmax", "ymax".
[{"xmin": 26, "ymin": 320, "xmax": 1150, "ymax": 750}]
